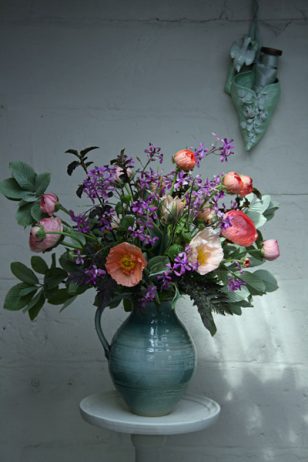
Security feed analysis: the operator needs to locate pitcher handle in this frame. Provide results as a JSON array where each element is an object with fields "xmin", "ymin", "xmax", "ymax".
[{"xmin": 95, "ymin": 305, "xmax": 110, "ymax": 360}]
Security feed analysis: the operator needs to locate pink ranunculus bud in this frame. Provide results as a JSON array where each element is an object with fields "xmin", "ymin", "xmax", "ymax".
[
  {"xmin": 223, "ymin": 171, "xmax": 253, "ymax": 197},
  {"xmin": 222, "ymin": 210, "xmax": 258, "ymax": 247},
  {"xmin": 40, "ymin": 193, "xmax": 59, "ymax": 216},
  {"xmin": 223, "ymin": 171, "xmax": 243, "ymax": 195},
  {"xmin": 239, "ymin": 174, "xmax": 253, "ymax": 197},
  {"xmin": 262, "ymin": 239, "xmax": 280, "ymax": 261},
  {"xmin": 29, "ymin": 217, "xmax": 63, "ymax": 253},
  {"xmin": 173, "ymin": 149, "xmax": 196, "ymax": 171}
]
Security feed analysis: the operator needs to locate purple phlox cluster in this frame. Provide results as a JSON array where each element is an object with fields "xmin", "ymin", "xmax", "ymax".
[
  {"xmin": 144, "ymin": 143, "xmax": 164, "ymax": 164},
  {"xmin": 82, "ymin": 165, "xmax": 117, "ymax": 202},
  {"xmin": 140, "ymin": 284, "xmax": 157, "ymax": 307},
  {"xmin": 220, "ymin": 213, "xmax": 233, "ymax": 231},
  {"xmin": 138, "ymin": 169, "xmax": 161, "ymax": 192},
  {"xmin": 131, "ymin": 196, "xmax": 158, "ymax": 219},
  {"xmin": 212, "ymin": 133, "xmax": 235, "ymax": 162},
  {"xmin": 70, "ymin": 210, "xmax": 91, "ymax": 233},
  {"xmin": 98, "ymin": 207, "xmax": 116, "ymax": 232},
  {"xmin": 169, "ymin": 249, "xmax": 198, "ymax": 277},
  {"xmin": 227, "ymin": 277, "xmax": 246, "ymax": 292},
  {"xmin": 84, "ymin": 265, "xmax": 106, "ymax": 287},
  {"xmin": 174, "ymin": 171, "xmax": 191, "ymax": 191},
  {"xmin": 74, "ymin": 250, "xmax": 85, "ymax": 265},
  {"xmin": 128, "ymin": 223, "xmax": 159, "ymax": 245},
  {"xmin": 157, "ymin": 271, "xmax": 173, "ymax": 290},
  {"xmin": 194, "ymin": 143, "xmax": 208, "ymax": 167}
]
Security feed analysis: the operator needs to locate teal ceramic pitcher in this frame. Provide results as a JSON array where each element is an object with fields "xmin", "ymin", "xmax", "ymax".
[{"xmin": 95, "ymin": 300, "xmax": 196, "ymax": 416}]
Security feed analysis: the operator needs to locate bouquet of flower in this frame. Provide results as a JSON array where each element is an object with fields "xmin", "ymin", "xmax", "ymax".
[{"xmin": 0, "ymin": 136, "xmax": 279, "ymax": 335}]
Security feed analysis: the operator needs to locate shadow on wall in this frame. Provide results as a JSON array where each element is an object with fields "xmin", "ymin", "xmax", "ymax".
[{"xmin": 173, "ymin": 365, "xmax": 307, "ymax": 461}]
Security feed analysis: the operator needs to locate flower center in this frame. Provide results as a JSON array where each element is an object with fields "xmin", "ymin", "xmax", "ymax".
[
  {"xmin": 197, "ymin": 247, "xmax": 210, "ymax": 266},
  {"xmin": 120, "ymin": 254, "xmax": 137, "ymax": 274}
]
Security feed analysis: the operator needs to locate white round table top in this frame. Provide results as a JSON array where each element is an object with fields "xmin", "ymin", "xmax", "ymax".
[{"xmin": 80, "ymin": 390, "xmax": 220, "ymax": 435}]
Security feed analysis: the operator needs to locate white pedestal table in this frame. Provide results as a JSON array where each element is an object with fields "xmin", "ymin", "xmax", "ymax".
[{"xmin": 80, "ymin": 390, "xmax": 220, "ymax": 462}]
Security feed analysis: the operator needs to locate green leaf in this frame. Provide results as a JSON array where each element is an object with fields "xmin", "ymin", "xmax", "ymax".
[
  {"xmin": 31, "ymin": 256, "xmax": 48, "ymax": 274},
  {"xmin": 59, "ymin": 252, "xmax": 78, "ymax": 272},
  {"xmin": 240, "ymin": 271, "xmax": 266, "ymax": 294},
  {"xmin": 0, "ymin": 178, "xmax": 28, "ymax": 200},
  {"xmin": 35, "ymin": 172, "xmax": 50, "ymax": 195},
  {"xmin": 4, "ymin": 283, "xmax": 35, "ymax": 310},
  {"xmin": 11, "ymin": 262, "xmax": 39, "ymax": 285},
  {"xmin": 252, "ymin": 270, "xmax": 278, "ymax": 293},
  {"xmin": 224, "ymin": 285, "xmax": 251, "ymax": 302},
  {"xmin": 47, "ymin": 289, "xmax": 72, "ymax": 305},
  {"xmin": 246, "ymin": 211, "xmax": 267, "ymax": 229},
  {"xmin": 80, "ymin": 146, "xmax": 99, "ymax": 157},
  {"xmin": 69, "ymin": 230, "xmax": 86, "ymax": 246},
  {"xmin": 31, "ymin": 202, "xmax": 43, "ymax": 221},
  {"xmin": 67, "ymin": 161, "xmax": 80, "ymax": 176},
  {"xmin": 166, "ymin": 244, "xmax": 183, "ymax": 260},
  {"xmin": 44, "ymin": 268, "xmax": 67, "ymax": 289},
  {"xmin": 148, "ymin": 256, "xmax": 170, "ymax": 277},
  {"xmin": 9, "ymin": 161, "xmax": 36, "ymax": 191},
  {"xmin": 123, "ymin": 297, "xmax": 134, "ymax": 312},
  {"xmin": 247, "ymin": 195, "xmax": 271, "ymax": 214},
  {"xmin": 65, "ymin": 148, "xmax": 79, "ymax": 156},
  {"xmin": 28, "ymin": 290, "xmax": 45, "ymax": 320},
  {"xmin": 16, "ymin": 202, "xmax": 34, "ymax": 226},
  {"xmin": 20, "ymin": 286, "xmax": 38, "ymax": 296},
  {"xmin": 119, "ymin": 215, "xmax": 135, "ymax": 231}
]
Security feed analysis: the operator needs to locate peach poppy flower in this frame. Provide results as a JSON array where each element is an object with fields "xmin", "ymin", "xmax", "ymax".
[
  {"xmin": 105, "ymin": 242, "xmax": 147, "ymax": 287},
  {"xmin": 188, "ymin": 228, "xmax": 224, "ymax": 275}
]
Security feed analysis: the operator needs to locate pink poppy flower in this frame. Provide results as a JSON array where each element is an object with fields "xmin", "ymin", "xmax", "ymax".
[{"xmin": 188, "ymin": 228, "xmax": 224, "ymax": 275}]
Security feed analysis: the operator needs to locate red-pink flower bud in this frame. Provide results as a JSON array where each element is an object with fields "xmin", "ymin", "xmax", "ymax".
[
  {"xmin": 262, "ymin": 239, "xmax": 280, "ymax": 261},
  {"xmin": 29, "ymin": 217, "xmax": 63, "ymax": 253},
  {"xmin": 223, "ymin": 171, "xmax": 253, "ymax": 197},
  {"xmin": 40, "ymin": 193, "xmax": 59, "ymax": 216},
  {"xmin": 222, "ymin": 210, "xmax": 258, "ymax": 247},
  {"xmin": 173, "ymin": 149, "xmax": 196, "ymax": 171}
]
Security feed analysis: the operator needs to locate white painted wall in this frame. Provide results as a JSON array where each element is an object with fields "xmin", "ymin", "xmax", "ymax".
[{"xmin": 0, "ymin": 1, "xmax": 307, "ymax": 461}]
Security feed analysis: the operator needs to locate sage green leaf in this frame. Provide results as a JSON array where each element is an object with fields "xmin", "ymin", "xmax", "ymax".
[
  {"xmin": 224, "ymin": 285, "xmax": 250, "ymax": 302},
  {"xmin": 28, "ymin": 290, "xmax": 45, "ymax": 320},
  {"xmin": 31, "ymin": 202, "xmax": 43, "ymax": 221},
  {"xmin": 16, "ymin": 202, "xmax": 34, "ymax": 226},
  {"xmin": 44, "ymin": 268, "xmax": 67, "ymax": 289},
  {"xmin": 246, "ymin": 211, "xmax": 267, "ymax": 229},
  {"xmin": 35, "ymin": 172, "xmax": 50, "ymax": 195},
  {"xmin": 4, "ymin": 283, "xmax": 34, "ymax": 310},
  {"xmin": 240, "ymin": 271, "xmax": 266, "ymax": 294},
  {"xmin": 47, "ymin": 289, "xmax": 72, "ymax": 305},
  {"xmin": 11, "ymin": 262, "xmax": 39, "ymax": 285},
  {"xmin": 247, "ymin": 194, "xmax": 271, "ymax": 214},
  {"xmin": 31, "ymin": 256, "xmax": 48, "ymax": 274},
  {"xmin": 0, "ymin": 178, "xmax": 28, "ymax": 200},
  {"xmin": 148, "ymin": 256, "xmax": 170, "ymax": 277},
  {"xmin": 9, "ymin": 161, "xmax": 36, "ymax": 191},
  {"xmin": 252, "ymin": 270, "xmax": 278, "ymax": 292}
]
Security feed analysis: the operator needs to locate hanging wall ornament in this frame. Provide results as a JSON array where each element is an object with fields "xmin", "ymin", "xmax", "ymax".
[{"xmin": 225, "ymin": 0, "xmax": 283, "ymax": 151}]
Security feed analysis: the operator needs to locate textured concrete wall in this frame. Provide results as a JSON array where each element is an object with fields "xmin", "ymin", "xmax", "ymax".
[{"xmin": 0, "ymin": 1, "xmax": 307, "ymax": 461}]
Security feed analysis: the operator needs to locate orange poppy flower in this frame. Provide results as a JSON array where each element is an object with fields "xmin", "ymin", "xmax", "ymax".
[{"xmin": 105, "ymin": 242, "xmax": 147, "ymax": 287}]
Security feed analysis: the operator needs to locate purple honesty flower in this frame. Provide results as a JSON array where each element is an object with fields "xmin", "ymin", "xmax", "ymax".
[
  {"xmin": 82, "ymin": 165, "xmax": 117, "ymax": 202},
  {"xmin": 140, "ymin": 285, "xmax": 157, "ymax": 307},
  {"xmin": 144, "ymin": 143, "xmax": 164, "ymax": 164},
  {"xmin": 227, "ymin": 278, "xmax": 246, "ymax": 292},
  {"xmin": 74, "ymin": 250, "xmax": 85, "ymax": 265},
  {"xmin": 174, "ymin": 171, "xmax": 191, "ymax": 191},
  {"xmin": 70, "ymin": 211, "xmax": 91, "ymax": 233},
  {"xmin": 220, "ymin": 214, "xmax": 232, "ymax": 230},
  {"xmin": 194, "ymin": 143, "xmax": 208, "ymax": 167},
  {"xmin": 219, "ymin": 138, "xmax": 235, "ymax": 162},
  {"xmin": 157, "ymin": 271, "xmax": 173, "ymax": 290},
  {"xmin": 170, "ymin": 251, "xmax": 195, "ymax": 277},
  {"xmin": 84, "ymin": 265, "xmax": 106, "ymax": 286}
]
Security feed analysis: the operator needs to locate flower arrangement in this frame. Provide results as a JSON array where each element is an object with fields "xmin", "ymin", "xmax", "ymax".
[{"xmin": 0, "ymin": 136, "xmax": 279, "ymax": 335}]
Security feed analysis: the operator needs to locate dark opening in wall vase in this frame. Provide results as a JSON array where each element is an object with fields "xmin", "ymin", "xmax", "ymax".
[{"xmin": 95, "ymin": 301, "xmax": 196, "ymax": 417}]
